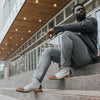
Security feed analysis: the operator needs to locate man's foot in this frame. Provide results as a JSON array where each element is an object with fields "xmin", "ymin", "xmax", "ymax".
[
  {"xmin": 48, "ymin": 67, "xmax": 72, "ymax": 80},
  {"xmin": 16, "ymin": 85, "xmax": 42, "ymax": 93},
  {"xmin": 16, "ymin": 78, "xmax": 42, "ymax": 93}
]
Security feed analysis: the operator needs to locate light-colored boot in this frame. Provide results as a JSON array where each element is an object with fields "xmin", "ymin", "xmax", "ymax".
[
  {"xmin": 16, "ymin": 78, "xmax": 42, "ymax": 93},
  {"xmin": 48, "ymin": 67, "xmax": 72, "ymax": 80}
]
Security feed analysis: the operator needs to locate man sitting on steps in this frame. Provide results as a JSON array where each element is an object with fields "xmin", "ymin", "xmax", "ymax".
[{"xmin": 16, "ymin": 3, "xmax": 98, "ymax": 92}]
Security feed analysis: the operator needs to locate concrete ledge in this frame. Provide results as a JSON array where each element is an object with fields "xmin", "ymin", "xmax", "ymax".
[
  {"xmin": 42, "ymin": 63, "xmax": 100, "ymax": 90},
  {"xmin": 0, "ymin": 63, "xmax": 100, "ymax": 91},
  {"xmin": 0, "ymin": 88, "xmax": 100, "ymax": 100},
  {"xmin": 72, "ymin": 63, "xmax": 100, "ymax": 76},
  {"xmin": 0, "ymin": 93, "xmax": 20, "ymax": 100},
  {"xmin": 43, "ymin": 73, "xmax": 100, "ymax": 90}
]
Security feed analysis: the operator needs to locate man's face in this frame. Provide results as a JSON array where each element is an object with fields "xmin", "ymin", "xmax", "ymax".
[{"xmin": 74, "ymin": 5, "xmax": 86, "ymax": 21}]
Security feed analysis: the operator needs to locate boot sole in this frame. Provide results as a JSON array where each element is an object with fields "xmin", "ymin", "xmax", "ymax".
[
  {"xmin": 16, "ymin": 89, "xmax": 42, "ymax": 93},
  {"xmin": 49, "ymin": 74, "xmax": 73, "ymax": 80}
]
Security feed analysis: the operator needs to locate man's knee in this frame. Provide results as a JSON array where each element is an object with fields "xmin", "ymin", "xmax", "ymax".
[
  {"xmin": 43, "ymin": 47, "xmax": 54, "ymax": 55},
  {"xmin": 61, "ymin": 31, "xmax": 74, "ymax": 39}
]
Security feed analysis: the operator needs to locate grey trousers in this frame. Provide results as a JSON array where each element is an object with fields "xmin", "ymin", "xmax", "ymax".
[{"xmin": 33, "ymin": 31, "xmax": 93, "ymax": 82}]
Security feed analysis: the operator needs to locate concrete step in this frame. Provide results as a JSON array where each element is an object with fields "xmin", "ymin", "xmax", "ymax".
[
  {"xmin": 48, "ymin": 63, "xmax": 100, "ymax": 77},
  {"xmin": 43, "ymin": 73, "xmax": 100, "ymax": 90},
  {"xmin": 0, "ymin": 63, "xmax": 100, "ymax": 90},
  {"xmin": 0, "ymin": 93, "xmax": 20, "ymax": 100},
  {"xmin": 0, "ymin": 88, "xmax": 100, "ymax": 100},
  {"xmin": 43, "ymin": 63, "xmax": 100, "ymax": 90}
]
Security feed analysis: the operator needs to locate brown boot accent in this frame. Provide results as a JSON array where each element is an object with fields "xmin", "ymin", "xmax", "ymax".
[
  {"xmin": 48, "ymin": 75, "xmax": 57, "ymax": 79},
  {"xmin": 48, "ymin": 70, "xmax": 73, "ymax": 80},
  {"xmin": 16, "ymin": 85, "xmax": 42, "ymax": 93}
]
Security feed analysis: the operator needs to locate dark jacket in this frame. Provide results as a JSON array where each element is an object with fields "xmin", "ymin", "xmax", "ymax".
[{"xmin": 54, "ymin": 17, "xmax": 98, "ymax": 61}]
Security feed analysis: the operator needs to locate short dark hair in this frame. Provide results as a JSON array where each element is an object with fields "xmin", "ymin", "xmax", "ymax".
[{"xmin": 72, "ymin": 3, "xmax": 85, "ymax": 13}]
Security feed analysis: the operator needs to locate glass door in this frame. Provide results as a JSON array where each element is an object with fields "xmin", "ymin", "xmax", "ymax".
[{"xmin": 96, "ymin": 10, "xmax": 100, "ymax": 54}]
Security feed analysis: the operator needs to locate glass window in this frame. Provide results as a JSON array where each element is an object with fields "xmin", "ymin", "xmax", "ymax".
[
  {"xmin": 15, "ymin": 62, "xmax": 18, "ymax": 74},
  {"xmin": 3, "ymin": 0, "xmax": 10, "ymax": 27},
  {"xmin": 96, "ymin": 10, "xmax": 100, "ymax": 50},
  {"xmin": 20, "ymin": 57, "xmax": 25, "ymax": 72},
  {"xmin": 11, "ymin": 62, "xmax": 16, "ymax": 76},
  {"xmin": 42, "ymin": 26, "xmax": 47, "ymax": 35},
  {"xmin": 25, "ymin": 55, "xmax": 27, "ymax": 72},
  {"xmin": 18, "ymin": 49, "xmax": 20, "ymax": 54},
  {"xmin": 28, "ymin": 40, "xmax": 31, "ymax": 45},
  {"xmin": 10, "ymin": 0, "xmax": 16, "ymax": 9},
  {"xmin": 32, "ymin": 35, "xmax": 36, "ymax": 42},
  {"xmin": 20, "ymin": 48, "xmax": 21, "ymax": 52},
  {"xmin": 65, "ymin": 2, "xmax": 74, "ymax": 18},
  {"xmin": 9, "ymin": 64, "xmax": 12, "ymax": 76},
  {"xmin": 22, "ymin": 45, "xmax": 24, "ymax": 50},
  {"xmin": 63, "ymin": 15, "xmax": 74, "ymax": 24},
  {"xmin": 37, "ymin": 47, "xmax": 40, "ymax": 63},
  {"xmin": 16, "ymin": 60, "xmax": 21, "ymax": 74},
  {"xmin": 26, "ymin": 53, "xmax": 30, "ymax": 71},
  {"xmin": 48, "ymin": 20, "xmax": 54, "ymax": 29},
  {"xmin": 77, "ymin": 0, "xmax": 89, "ymax": 5},
  {"xmin": 49, "ymin": 39, "xmax": 55, "ymax": 48},
  {"xmin": 25, "ymin": 55, "xmax": 28, "ymax": 71},
  {"xmin": 25, "ymin": 42, "xmax": 29, "ymax": 48},
  {"xmin": 29, "ymin": 53, "xmax": 31, "ymax": 71},
  {"xmin": 30, "ymin": 51, "xmax": 33, "ymax": 70},
  {"xmin": 85, "ymin": 1, "xmax": 94, "ymax": 13},
  {"xmin": 33, "ymin": 50, "xmax": 36, "ymax": 69},
  {"xmin": 41, "ymin": 45, "xmax": 44, "ymax": 55},
  {"xmin": 56, "ymin": 12, "xmax": 64, "ymax": 25},
  {"xmin": 37, "ymin": 31, "xmax": 41, "ymax": 39},
  {"xmin": 94, "ymin": 0, "xmax": 100, "ymax": 8},
  {"xmin": 45, "ymin": 42, "xmax": 50, "ymax": 48}
]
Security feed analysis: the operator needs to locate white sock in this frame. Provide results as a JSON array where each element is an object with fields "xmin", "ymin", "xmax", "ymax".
[{"xmin": 24, "ymin": 78, "xmax": 41, "ymax": 91}]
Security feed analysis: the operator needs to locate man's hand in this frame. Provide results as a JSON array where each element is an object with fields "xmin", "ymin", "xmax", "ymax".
[{"xmin": 47, "ymin": 28, "xmax": 55, "ymax": 39}]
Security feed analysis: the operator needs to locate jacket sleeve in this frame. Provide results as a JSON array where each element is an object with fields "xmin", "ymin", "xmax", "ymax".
[{"xmin": 54, "ymin": 17, "xmax": 97, "ymax": 34}]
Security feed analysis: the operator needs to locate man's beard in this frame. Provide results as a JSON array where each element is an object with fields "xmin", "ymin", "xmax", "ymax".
[{"xmin": 75, "ymin": 12, "xmax": 86, "ymax": 21}]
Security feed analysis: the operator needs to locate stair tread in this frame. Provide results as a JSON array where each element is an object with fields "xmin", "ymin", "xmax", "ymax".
[
  {"xmin": 44, "ymin": 89, "xmax": 100, "ymax": 97},
  {"xmin": 0, "ymin": 88, "xmax": 100, "ymax": 98},
  {"xmin": 0, "ymin": 63, "xmax": 100, "ymax": 91},
  {"xmin": 0, "ymin": 93, "xmax": 20, "ymax": 100}
]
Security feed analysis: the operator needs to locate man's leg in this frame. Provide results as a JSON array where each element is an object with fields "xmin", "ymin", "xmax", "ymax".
[
  {"xmin": 49, "ymin": 31, "xmax": 93, "ymax": 80},
  {"xmin": 33, "ymin": 48, "xmax": 61, "ymax": 82},
  {"xmin": 16, "ymin": 30, "xmax": 93, "ymax": 92},
  {"xmin": 61, "ymin": 31, "xmax": 93, "ymax": 68},
  {"xmin": 16, "ymin": 48, "xmax": 62, "ymax": 92}
]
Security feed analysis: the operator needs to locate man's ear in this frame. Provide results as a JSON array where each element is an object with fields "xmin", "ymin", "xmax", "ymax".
[
  {"xmin": 73, "ymin": 13, "xmax": 76, "ymax": 21},
  {"xmin": 73, "ymin": 13, "xmax": 75, "ymax": 17}
]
